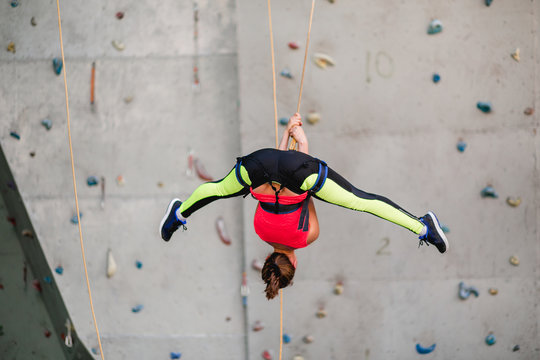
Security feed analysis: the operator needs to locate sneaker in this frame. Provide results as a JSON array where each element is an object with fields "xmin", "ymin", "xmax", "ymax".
[
  {"xmin": 159, "ymin": 198, "xmax": 186, "ymax": 242},
  {"xmin": 418, "ymin": 211, "xmax": 449, "ymax": 253}
]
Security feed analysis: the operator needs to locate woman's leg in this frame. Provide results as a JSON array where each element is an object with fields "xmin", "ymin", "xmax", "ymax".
[
  {"xmin": 299, "ymin": 166, "xmax": 425, "ymax": 234},
  {"xmin": 178, "ymin": 165, "xmax": 252, "ymax": 218}
]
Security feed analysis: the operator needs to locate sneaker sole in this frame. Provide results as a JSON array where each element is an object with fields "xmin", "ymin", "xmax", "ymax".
[
  {"xmin": 159, "ymin": 198, "xmax": 181, "ymax": 240},
  {"xmin": 428, "ymin": 211, "xmax": 449, "ymax": 253}
]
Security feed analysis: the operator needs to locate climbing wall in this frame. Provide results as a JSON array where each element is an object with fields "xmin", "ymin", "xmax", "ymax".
[
  {"xmin": 1, "ymin": 0, "xmax": 539, "ymax": 359},
  {"xmin": 236, "ymin": 0, "xmax": 540, "ymax": 359}
]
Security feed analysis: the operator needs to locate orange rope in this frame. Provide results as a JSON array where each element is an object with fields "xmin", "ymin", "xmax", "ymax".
[
  {"xmin": 267, "ymin": 0, "xmax": 279, "ymax": 149},
  {"xmin": 279, "ymin": 289, "xmax": 283, "ymax": 360},
  {"xmin": 55, "ymin": 1, "xmax": 105, "ymax": 359},
  {"xmin": 289, "ymin": 0, "xmax": 315, "ymax": 151}
]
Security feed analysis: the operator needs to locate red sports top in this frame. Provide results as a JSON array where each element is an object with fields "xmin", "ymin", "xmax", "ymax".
[{"xmin": 250, "ymin": 188, "xmax": 310, "ymax": 249}]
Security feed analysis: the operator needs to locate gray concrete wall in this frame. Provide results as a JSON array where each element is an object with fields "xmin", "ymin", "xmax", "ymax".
[{"xmin": 0, "ymin": 0, "xmax": 539, "ymax": 359}]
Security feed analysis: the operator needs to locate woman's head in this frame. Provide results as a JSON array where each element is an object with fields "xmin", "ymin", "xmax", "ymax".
[{"xmin": 261, "ymin": 252, "xmax": 296, "ymax": 300}]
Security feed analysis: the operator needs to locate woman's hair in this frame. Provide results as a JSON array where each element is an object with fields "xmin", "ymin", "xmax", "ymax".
[{"xmin": 261, "ymin": 252, "xmax": 296, "ymax": 300}]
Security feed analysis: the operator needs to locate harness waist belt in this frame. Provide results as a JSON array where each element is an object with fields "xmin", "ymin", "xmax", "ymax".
[{"xmin": 259, "ymin": 201, "xmax": 303, "ymax": 214}]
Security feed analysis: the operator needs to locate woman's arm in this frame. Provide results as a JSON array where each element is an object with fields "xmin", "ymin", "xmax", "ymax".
[{"xmin": 278, "ymin": 113, "xmax": 309, "ymax": 154}]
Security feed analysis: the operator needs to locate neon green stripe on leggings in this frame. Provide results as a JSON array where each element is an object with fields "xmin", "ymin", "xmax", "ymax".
[
  {"xmin": 301, "ymin": 174, "xmax": 424, "ymax": 234},
  {"xmin": 179, "ymin": 165, "xmax": 251, "ymax": 214}
]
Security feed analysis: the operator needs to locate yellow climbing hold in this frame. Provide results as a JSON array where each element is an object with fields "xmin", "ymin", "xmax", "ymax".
[
  {"xmin": 506, "ymin": 197, "xmax": 521, "ymax": 207},
  {"xmin": 509, "ymin": 255, "xmax": 519, "ymax": 266},
  {"xmin": 107, "ymin": 249, "xmax": 117, "ymax": 278},
  {"xmin": 7, "ymin": 42, "xmax": 15, "ymax": 53},
  {"xmin": 313, "ymin": 53, "xmax": 335, "ymax": 69},
  {"xmin": 488, "ymin": 288, "xmax": 498, "ymax": 295},
  {"xmin": 306, "ymin": 112, "xmax": 320, "ymax": 125}
]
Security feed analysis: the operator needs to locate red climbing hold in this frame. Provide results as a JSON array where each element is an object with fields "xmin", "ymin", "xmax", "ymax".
[
  {"xmin": 262, "ymin": 350, "xmax": 272, "ymax": 360},
  {"xmin": 193, "ymin": 158, "xmax": 213, "ymax": 181},
  {"xmin": 116, "ymin": 11, "xmax": 124, "ymax": 19},
  {"xmin": 288, "ymin": 42, "xmax": 299, "ymax": 49},
  {"xmin": 32, "ymin": 279, "xmax": 42, "ymax": 292},
  {"xmin": 216, "ymin": 216, "xmax": 231, "ymax": 245},
  {"xmin": 44, "ymin": 330, "xmax": 51, "ymax": 338},
  {"xmin": 0, "ymin": 284, "xmax": 4, "ymax": 290}
]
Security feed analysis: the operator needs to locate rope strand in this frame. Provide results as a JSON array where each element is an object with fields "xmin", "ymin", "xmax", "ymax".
[
  {"xmin": 55, "ymin": 1, "xmax": 105, "ymax": 359},
  {"xmin": 289, "ymin": 0, "xmax": 315, "ymax": 151},
  {"xmin": 267, "ymin": 0, "xmax": 279, "ymax": 149}
]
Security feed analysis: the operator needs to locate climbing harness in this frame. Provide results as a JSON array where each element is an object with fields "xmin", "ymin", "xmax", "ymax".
[{"xmin": 55, "ymin": 1, "xmax": 105, "ymax": 358}]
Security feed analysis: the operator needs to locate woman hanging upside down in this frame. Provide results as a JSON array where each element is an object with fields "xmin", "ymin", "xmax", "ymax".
[{"xmin": 160, "ymin": 113, "xmax": 449, "ymax": 299}]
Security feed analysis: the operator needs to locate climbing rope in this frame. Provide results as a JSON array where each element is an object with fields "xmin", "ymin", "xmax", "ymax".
[
  {"xmin": 55, "ymin": 1, "xmax": 105, "ymax": 359},
  {"xmin": 267, "ymin": 2, "xmax": 316, "ymax": 360}
]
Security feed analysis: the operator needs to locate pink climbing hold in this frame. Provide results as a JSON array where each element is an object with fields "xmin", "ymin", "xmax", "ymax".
[
  {"xmin": 193, "ymin": 158, "xmax": 213, "ymax": 181},
  {"xmin": 216, "ymin": 216, "xmax": 231, "ymax": 245},
  {"xmin": 288, "ymin": 42, "xmax": 299, "ymax": 50}
]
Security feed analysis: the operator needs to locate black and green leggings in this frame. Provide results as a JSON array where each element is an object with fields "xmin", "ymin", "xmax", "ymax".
[{"xmin": 179, "ymin": 148, "xmax": 425, "ymax": 234}]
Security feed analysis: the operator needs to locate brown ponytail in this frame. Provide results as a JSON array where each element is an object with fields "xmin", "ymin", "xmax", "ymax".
[{"xmin": 261, "ymin": 252, "xmax": 296, "ymax": 300}]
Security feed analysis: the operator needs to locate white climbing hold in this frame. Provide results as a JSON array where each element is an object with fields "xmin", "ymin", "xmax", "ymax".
[
  {"xmin": 313, "ymin": 53, "xmax": 335, "ymax": 69},
  {"xmin": 112, "ymin": 40, "xmax": 125, "ymax": 51},
  {"xmin": 107, "ymin": 249, "xmax": 117, "ymax": 278},
  {"xmin": 511, "ymin": 48, "xmax": 520, "ymax": 62}
]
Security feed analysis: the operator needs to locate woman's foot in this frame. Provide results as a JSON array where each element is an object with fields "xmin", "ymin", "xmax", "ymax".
[
  {"xmin": 419, "ymin": 211, "xmax": 449, "ymax": 253},
  {"xmin": 159, "ymin": 199, "xmax": 186, "ymax": 241}
]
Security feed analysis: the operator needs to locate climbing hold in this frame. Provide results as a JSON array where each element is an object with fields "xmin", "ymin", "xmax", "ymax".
[
  {"xmin": 477, "ymin": 101, "xmax": 492, "ymax": 113},
  {"xmin": 193, "ymin": 158, "xmax": 213, "ymax": 181},
  {"xmin": 9, "ymin": 131, "xmax": 20, "ymax": 140},
  {"xmin": 524, "ymin": 107, "xmax": 534, "ymax": 115},
  {"xmin": 512, "ymin": 345, "xmax": 520, "ymax": 352},
  {"xmin": 334, "ymin": 282, "xmax": 344, "ymax": 295},
  {"xmin": 432, "ymin": 73, "xmax": 441, "ymax": 83},
  {"xmin": 328, "ymin": 0, "xmax": 335, "ymax": 3},
  {"xmin": 7, "ymin": 42, "xmax": 15, "ymax": 53},
  {"xmin": 157, "ymin": 181, "xmax": 164, "ymax": 188},
  {"xmin": 29, "ymin": 151, "xmax": 35, "ymax": 157},
  {"xmin": 316, "ymin": 308, "xmax": 327, "ymax": 318},
  {"xmin": 116, "ymin": 175, "xmax": 125, "ymax": 186},
  {"xmin": 506, "ymin": 197, "xmax": 521, "ymax": 207},
  {"xmin": 280, "ymin": 68, "xmax": 293, "ymax": 79},
  {"xmin": 225, "ymin": 316, "xmax": 231, "ymax": 322},
  {"xmin": 459, "ymin": 281, "xmax": 479, "ymax": 300},
  {"xmin": 107, "ymin": 249, "xmax": 117, "ymax": 278},
  {"xmin": 55, "ymin": 266, "xmax": 64, "ymax": 275},
  {"xmin": 485, "ymin": 333, "xmax": 496, "ymax": 346},
  {"xmin": 303, "ymin": 335, "xmax": 314, "ymax": 344},
  {"xmin": 135, "ymin": 260, "xmax": 143, "ymax": 269},
  {"xmin": 112, "ymin": 40, "xmax": 125, "ymax": 51},
  {"xmin": 0, "ymin": 284, "xmax": 4, "ymax": 290},
  {"xmin": 488, "ymin": 288, "xmax": 498, "ymax": 295},
  {"xmin": 32, "ymin": 279, "xmax": 42, "ymax": 292},
  {"xmin": 91, "ymin": 348, "xmax": 99, "ymax": 355},
  {"xmin": 416, "ymin": 343, "xmax": 436, "ymax": 355},
  {"xmin": 283, "ymin": 333, "xmax": 291, "ymax": 344},
  {"xmin": 313, "ymin": 53, "xmax": 335, "ymax": 69},
  {"xmin": 10, "ymin": 0, "xmax": 19, "ymax": 7},
  {"xmin": 6, "ymin": 216, "xmax": 16, "ymax": 226},
  {"xmin": 43, "ymin": 276, "xmax": 52, "ymax": 284},
  {"xmin": 170, "ymin": 352, "xmax": 182, "ymax": 359},
  {"xmin": 216, "ymin": 216, "xmax": 231, "ymax": 245},
  {"xmin": 241, "ymin": 272, "xmax": 249, "ymax": 307},
  {"xmin": 0, "ymin": 325, "xmax": 3, "ymax": 336},
  {"xmin": 116, "ymin": 11, "xmax": 124, "ymax": 19},
  {"xmin": 485, "ymin": 0, "xmax": 493, "ymax": 5},
  {"xmin": 86, "ymin": 176, "xmax": 99, "ymax": 186},
  {"xmin": 427, "ymin": 19, "xmax": 443, "ymax": 35},
  {"xmin": 124, "ymin": 96, "xmax": 134, "ymax": 104},
  {"xmin": 261, "ymin": 350, "xmax": 272, "ymax": 360},
  {"xmin": 440, "ymin": 224, "xmax": 450, "ymax": 233},
  {"xmin": 251, "ymin": 259, "xmax": 263, "ymax": 271},
  {"xmin": 53, "ymin": 58, "xmax": 63, "ymax": 75},
  {"xmin": 131, "ymin": 304, "xmax": 144, "ymax": 313},
  {"xmin": 44, "ymin": 330, "xmax": 51, "ymax": 338},
  {"xmin": 31, "ymin": 17, "xmax": 37, "ymax": 26},
  {"xmin": 288, "ymin": 42, "xmax": 299, "ymax": 50},
  {"xmin": 480, "ymin": 186, "xmax": 498, "ymax": 198},
  {"xmin": 511, "ymin": 48, "xmax": 520, "ymax": 62},
  {"xmin": 306, "ymin": 112, "xmax": 320, "ymax": 125},
  {"xmin": 22, "ymin": 229, "xmax": 34, "ymax": 238},
  {"xmin": 292, "ymin": 357, "xmax": 304, "ymax": 360},
  {"xmin": 41, "ymin": 118, "xmax": 52, "ymax": 130},
  {"xmin": 70, "ymin": 212, "xmax": 82, "ymax": 224},
  {"xmin": 279, "ymin": 117, "xmax": 288, "ymax": 126},
  {"xmin": 456, "ymin": 140, "xmax": 467, "ymax": 152},
  {"xmin": 509, "ymin": 255, "xmax": 519, "ymax": 266},
  {"xmin": 252, "ymin": 320, "xmax": 264, "ymax": 332}
]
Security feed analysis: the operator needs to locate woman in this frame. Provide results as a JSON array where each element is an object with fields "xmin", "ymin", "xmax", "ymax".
[{"xmin": 160, "ymin": 113, "xmax": 448, "ymax": 299}]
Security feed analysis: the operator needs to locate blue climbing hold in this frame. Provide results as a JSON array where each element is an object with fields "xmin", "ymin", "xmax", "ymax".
[
  {"xmin": 440, "ymin": 224, "xmax": 450, "ymax": 233},
  {"xmin": 485, "ymin": 0, "xmax": 493, "ymax": 6},
  {"xmin": 485, "ymin": 333, "xmax": 496, "ymax": 346},
  {"xmin": 55, "ymin": 266, "xmax": 64, "ymax": 275},
  {"xmin": 457, "ymin": 140, "xmax": 467, "ymax": 152},
  {"xmin": 86, "ymin": 176, "xmax": 99, "ymax": 186},
  {"xmin": 481, "ymin": 186, "xmax": 498, "ymax": 198},
  {"xmin": 41, "ymin": 118, "xmax": 52, "ymax": 130},
  {"xmin": 416, "ymin": 343, "xmax": 436, "ymax": 354},
  {"xmin": 43, "ymin": 276, "xmax": 52, "ymax": 284},
  {"xmin": 70, "ymin": 212, "xmax": 82, "ymax": 224},
  {"xmin": 9, "ymin": 131, "xmax": 20, "ymax": 140},
  {"xmin": 279, "ymin": 117, "xmax": 288, "ymax": 126},
  {"xmin": 283, "ymin": 333, "xmax": 291, "ymax": 344},
  {"xmin": 432, "ymin": 73, "xmax": 441, "ymax": 83},
  {"xmin": 53, "ymin": 58, "xmax": 63, "ymax": 75},
  {"xmin": 135, "ymin": 260, "xmax": 143, "ymax": 269},
  {"xmin": 131, "ymin": 304, "xmax": 144, "ymax": 313},
  {"xmin": 459, "ymin": 281, "xmax": 479, "ymax": 300},
  {"xmin": 427, "ymin": 19, "xmax": 443, "ymax": 35},
  {"xmin": 170, "ymin": 352, "xmax": 182, "ymax": 359},
  {"xmin": 477, "ymin": 101, "xmax": 492, "ymax": 113},
  {"xmin": 280, "ymin": 68, "xmax": 293, "ymax": 79},
  {"xmin": 91, "ymin": 348, "xmax": 99, "ymax": 355},
  {"xmin": 10, "ymin": 0, "xmax": 19, "ymax": 7}
]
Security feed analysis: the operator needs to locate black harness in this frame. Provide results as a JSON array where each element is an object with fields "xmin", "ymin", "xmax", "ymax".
[{"xmin": 235, "ymin": 156, "xmax": 328, "ymax": 232}]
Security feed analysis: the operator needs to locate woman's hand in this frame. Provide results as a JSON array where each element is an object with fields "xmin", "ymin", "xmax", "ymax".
[
  {"xmin": 286, "ymin": 113, "xmax": 303, "ymax": 133},
  {"xmin": 278, "ymin": 112, "xmax": 308, "ymax": 153}
]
